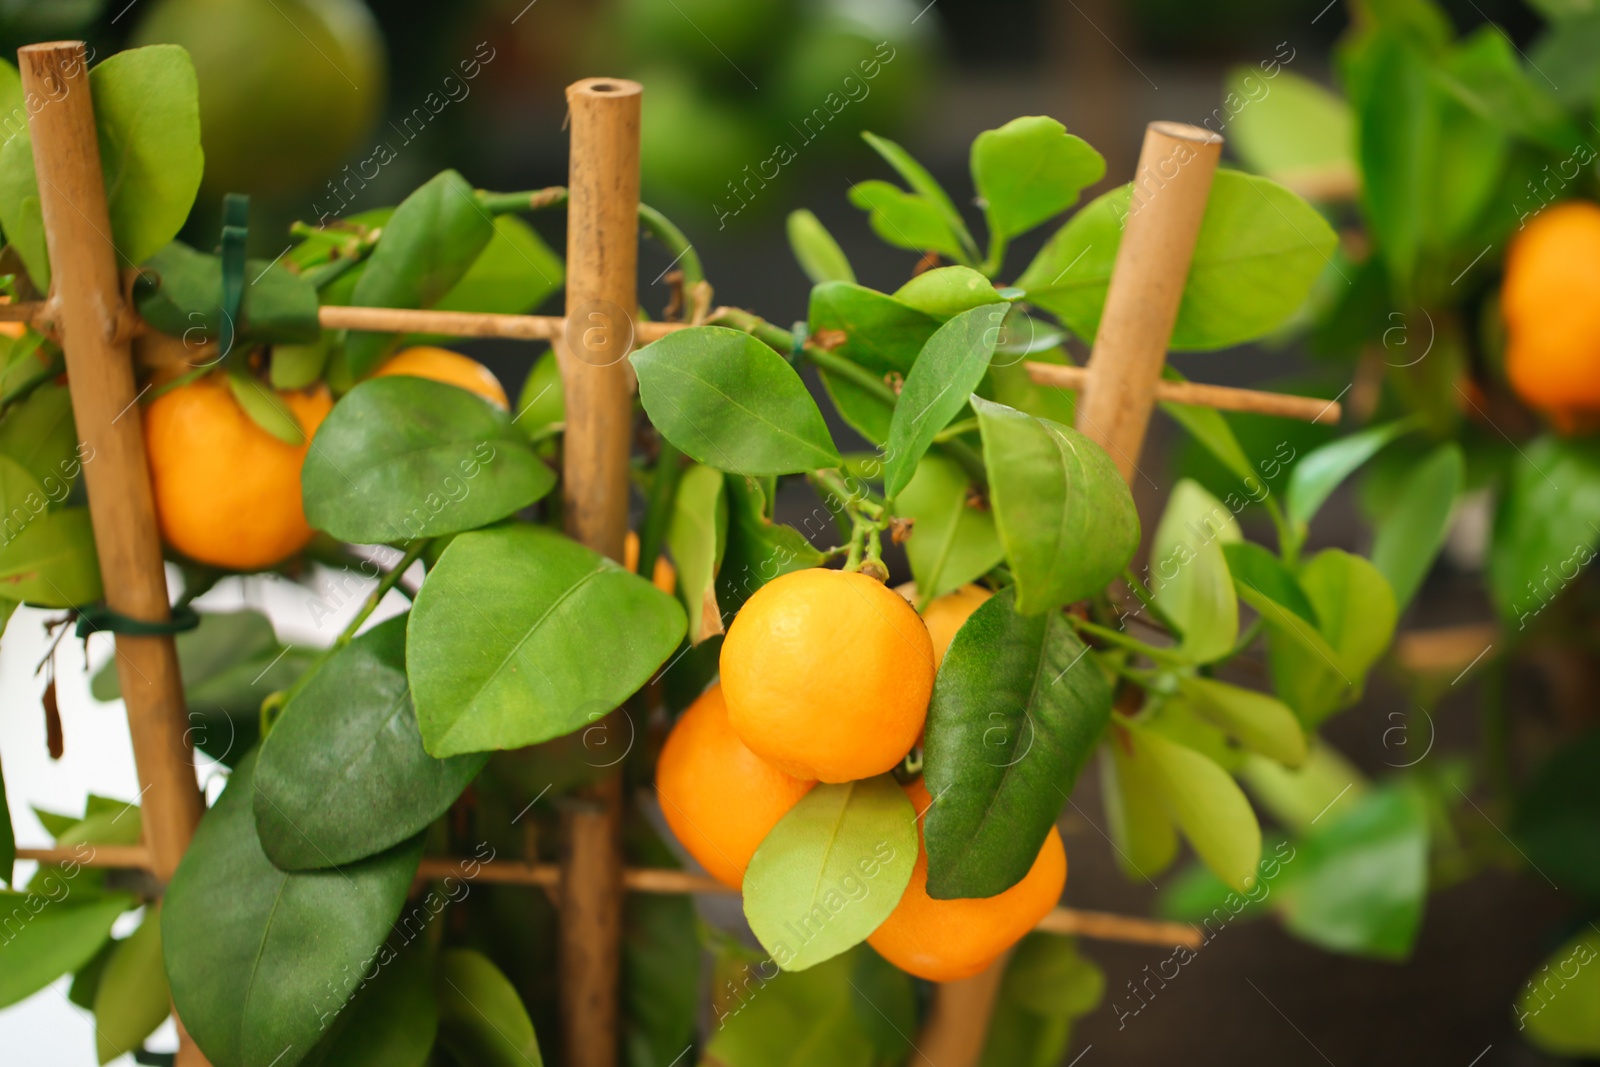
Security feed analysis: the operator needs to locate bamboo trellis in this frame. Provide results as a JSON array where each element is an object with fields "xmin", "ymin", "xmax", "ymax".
[{"xmin": 15, "ymin": 40, "xmax": 1337, "ymax": 1067}]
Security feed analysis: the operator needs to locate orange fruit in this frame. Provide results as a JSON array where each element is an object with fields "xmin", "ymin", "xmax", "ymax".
[
  {"xmin": 1502, "ymin": 200, "xmax": 1600, "ymax": 427},
  {"xmin": 719, "ymin": 567, "xmax": 935, "ymax": 783},
  {"xmin": 373, "ymin": 346, "xmax": 508, "ymax": 408},
  {"xmin": 655, "ymin": 683, "xmax": 815, "ymax": 888},
  {"xmin": 868, "ymin": 777, "xmax": 1067, "ymax": 982},
  {"xmin": 898, "ymin": 583, "xmax": 992, "ymax": 667},
  {"xmin": 624, "ymin": 530, "xmax": 677, "ymax": 595},
  {"xmin": 144, "ymin": 375, "xmax": 332, "ymax": 570}
]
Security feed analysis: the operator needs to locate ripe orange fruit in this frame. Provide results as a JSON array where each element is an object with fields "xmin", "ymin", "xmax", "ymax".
[
  {"xmin": 1502, "ymin": 200, "xmax": 1600, "ymax": 428},
  {"xmin": 144, "ymin": 375, "xmax": 332, "ymax": 570},
  {"xmin": 868, "ymin": 777, "xmax": 1067, "ymax": 982},
  {"xmin": 898, "ymin": 583, "xmax": 992, "ymax": 667},
  {"xmin": 624, "ymin": 530, "xmax": 677, "ymax": 595},
  {"xmin": 719, "ymin": 567, "xmax": 935, "ymax": 783},
  {"xmin": 373, "ymin": 346, "xmax": 508, "ymax": 408},
  {"xmin": 656, "ymin": 683, "xmax": 815, "ymax": 888}
]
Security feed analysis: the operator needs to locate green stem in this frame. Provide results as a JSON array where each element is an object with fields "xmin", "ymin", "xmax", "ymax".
[
  {"xmin": 637, "ymin": 439, "xmax": 685, "ymax": 579},
  {"xmin": 475, "ymin": 186, "xmax": 568, "ymax": 215},
  {"xmin": 979, "ymin": 230, "xmax": 1009, "ymax": 279},
  {"xmin": 638, "ymin": 203, "xmax": 706, "ymax": 292},
  {"xmin": 933, "ymin": 417, "xmax": 978, "ymax": 443},
  {"xmin": 1070, "ymin": 617, "xmax": 1191, "ymax": 666}
]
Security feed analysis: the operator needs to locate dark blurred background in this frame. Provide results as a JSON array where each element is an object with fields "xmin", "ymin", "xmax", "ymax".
[{"xmin": 9, "ymin": 0, "xmax": 1571, "ymax": 1062}]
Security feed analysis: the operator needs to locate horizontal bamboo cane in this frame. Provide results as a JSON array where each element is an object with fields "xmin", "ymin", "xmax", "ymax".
[
  {"xmin": 1027, "ymin": 361, "xmax": 1342, "ymax": 425},
  {"xmin": 17, "ymin": 846, "xmax": 1202, "ymax": 949}
]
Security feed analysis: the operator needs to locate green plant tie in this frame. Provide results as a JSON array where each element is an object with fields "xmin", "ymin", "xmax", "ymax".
[
  {"xmin": 75, "ymin": 602, "xmax": 201, "ymax": 639},
  {"xmin": 217, "ymin": 192, "xmax": 250, "ymax": 358}
]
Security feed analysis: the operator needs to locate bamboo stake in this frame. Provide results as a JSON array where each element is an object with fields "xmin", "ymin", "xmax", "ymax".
[
  {"xmin": 317, "ymin": 304, "xmax": 690, "ymax": 344},
  {"xmin": 1026, "ymin": 361, "xmax": 1342, "ymax": 425},
  {"xmin": 1074, "ymin": 121, "xmax": 1225, "ymax": 479},
  {"xmin": 19, "ymin": 40, "xmax": 208, "ymax": 1067},
  {"xmin": 557, "ymin": 76, "xmax": 641, "ymax": 1067}
]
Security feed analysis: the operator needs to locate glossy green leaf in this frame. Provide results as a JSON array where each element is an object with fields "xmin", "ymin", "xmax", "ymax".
[
  {"xmin": 1100, "ymin": 740, "xmax": 1178, "ymax": 883},
  {"xmin": 704, "ymin": 947, "xmax": 884, "ymax": 1067},
  {"xmin": 883, "ymin": 302, "xmax": 1008, "ymax": 497},
  {"xmin": 301, "ymin": 941, "xmax": 437, "ymax": 1067},
  {"xmin": 1513, "ymin": 729, "xmax": 1600, "ymax": 899},
  {"xmin": 303, "ymin": 376, "xmax": 554, "ymax": 544},
  {"xmin": 894, "ymin": 266, "xmax": 1005, "ymax": 321},
  {"xmin": 1267, "ymin": 549, "xmax": 1398, "ymax": 726},
  {"xmin": 786, "ymin": 209, "xmax": 854, "ymax": 284},
  {"xmin": 513, "ymin": 349, "xmax": 564, "ymax": 441},
  {"xmin": 807, "ymin": 282, "xmax": 940, "ymax": 442},
  {"xmin": 93, "ymin": 906, "xmax": 170, "ymax": 1064},
  {"xmin": 135, "ymin": 241, "xmax": 321, "ymax": 349},
  {"xmin": 1352, "ymin": 33, "xmax": 1432, "ymax": 293},
  {"xmin": 1124, "ymin": 722, "xmax": 1262, "ymax": 893},
  {"xmin": 716, "ymin": 474, "xmax": 823, "ymax": 615},
  {"xmin": 1017, "ymin": 171, "xmax": 1337, "ymax": 350},
  {"xmin": 665, "ymin": 463, "xmax": 728, "ymax": 644},
  {"xmin": 861, "ymin": 130, "xmax": 977, "ymax": 261},
  {"xmin": 433, "ymin": 214, "xmax": 563, "ymax": 316},
  {"xmin": 1222, "ymin": 541, "xmax": 1318, "ymax": 627},
  {"xmin": 0, "ymin": 382, "xmax": 79, "ymax": 494},
  {"xmin": 924, "ymin": 587, "xmax": 1111, "ymax": 897},
  {"xmin": 436, "ymin": 949, "xmax": 544, "ymax": 1067},
  {"xmin": 632, "ymin": 326, "xmax": 840, "ymax": 475},
  {"xmin": 1488, "ymin": 435, "xmax": 1600, "ymax": 624},
  {"xmin": 1150, "ymin": 480, "xmax": 1240, "ymax": 662},
  {"xmin": 1226, "ymin": 67, "xmax": 1354, "ymax": 181},
  {"xmin": 228, "ymin": 369, "xmax": 306, "ymax": 446},
  {"xmin": 0, "ymin": 131, "xmax": 45, "ymax": 290},
  {"xmin": 408, "ymin": 524, "xmax": 686, "ymax": 757},
  {"xmin": 742, "ymin": 776, "xmax": 917, "ymax": 971},
  {"xmin": 0, "ymin": 507, "xmax": 103, "ymax": 606},
  {"xmin": 1370, "ymin": 442, "xmax": 1461, "ymax": 610},
  {"xmin": 1275, "ymin": 784, "xmax": 1429, "ymax": 960},
  {"xmin": 345, "ymin": 170, "xmax": 496, "ymax": 377},
  {"xmin": 971, "ymin": 116, "xmax": 1104, "ymax": 240},
  {"xmin": 974, "ymin": 397, "xmax": 1138, "ymax": 613},
  {"xmin": 848, "ymin": 180, "xmax": 967, "ymax": 259},
  {"xmin": 1286, "ymin": 417, "xmax": 1419, "ymax": 528},
  {"xmin": 0, "ymin": 888, "xmax": 131, "ymax": 1008},
  {"xmin": 1175, "ymin": 676, "xmax": 1306, "ymax": 767},
  {"xmin": 895, "ymin": 454, "xmax": 1003, "ymax": 604},
  {"xmin": 1517, "ymin": 928, "xmax": 1600, "ymax": 1055},
  {"xmin": 255, "ymin": 616, "xmax": 485, "ymax": 870},
  {"xmin": 164, "ymin": 752, "xmax": 423, "ymax": 1067}
]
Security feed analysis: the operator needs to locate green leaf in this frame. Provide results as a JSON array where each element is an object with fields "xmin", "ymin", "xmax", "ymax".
[
  {"xmin": 433, "ymin": 214, "xmax": 563, "ymax": 316},
  {"xmin": 1275, "ymin": 784, "xmax": 1429, "ymax": 959},
  {"xmin": 1099, "ymin": 741, "xmax": 1178, "ymax": 883},
  {"xmin": 861, "ymin": 130, "xmax": 977, "ymax": 261},
  {"xmin": 408, "ymin": 524, "xmax": 686, "ymax": 757},
  {"xmin": 1286, "ymin": 417, "xmax": 1419, "ymax": 528},
  {"xmin": 227, "ymin": 369, "xmax": 306, "ymax": 446},
  {"xmin": 807, "ymin": 283, "xmax": 939, "ymax": 443},
  {"xmin": 1437, "ymin": 28, "xmax": 1582, "ymax": 154},
  {"xmin": 134, "ymin": 241, "xmax": 322, "ymax": 349},
  {"xmin": 1513, "ymin": 729, "xmax": 1600, "ymax": 899},
  {"xmin": 1149, "ymin": 480, "xmax": 1240, "ymax": 663},
  {"xmin": 742, "ymin": 776, "xmax": 917, "ymax": 971},
  {"xmin": 302, "ymin": 941, "xmax": 437, "ymax": 1067},
  {"xmin": 435, "ymin": 949, "xmax": 545, "ymax": 1067},
  {"xmin": 882, "ymin": 302, "xmax": 1008, "ymax": 497},
  {"xmin": 632, "ymin": 326, "xmax": 840, "ymax": 475},
  {"xmin": 1017, "ymin": 171, "xmax": 1337, "ymax": 351},
  {"xmin": 1222, "ymin": 541, "xmax": 1318, "ymax": 627},
  {"xmin": 1226, "ymin": 67, "xmax": 1354, "ymax": 181},
  {"xmin": 1160, "ymin": 398, "xmax": 1255, "ymax": 488},
  {"xmin": 345, "ymin": 170, "xmax": 496, "ymax": 378},
  {"xmin": 1174, "ymin": 676, "xmax": 1306, "ymax": 767},
  {"xmin": 1487, "ymin": 435, "xmax": 1600, "ymax": 624},
  {"xmin": 1241, "ymin": 744, "xmax": 1367, "ymax": 835},
  {"xmin": 163, "ymin": 752, "xmax": 423, "ymax": 1067},
  {"xmin": 974, "ymin": 397, "xmax": 1138, "ymax": 613},
  {"xmin": 1352, "ymin": 33, "xmax": 1433, "ymax": 293},
  {"xmin": 847, "ymin": 180, "xmax": 968, "ymax": 260},
  {"xmin": 0, "ymin": 507, "xmax": 102, "ymax": 606},
  {"xmin": 254, "ymin": 615, "xmax": 486, "ymax": 870},
  {"xmin": 1123, "ymin": 721, "xmax": 1262, "ymax": 893},
  {"xmin": 0, "ymin": 382, "xmax": 79, "ymax": 494},
  {"xmin": 893, "ymin": 266, "xmax": 1006, "ymax": 322},
  {"xmin": 665, "ymin": 462, "xmax": 728, "ymax": 644},
  {"xmin": 704, "ymin": 947, "xmax": 883, "ymax": 1067},
  {"xmin": 971, "ymin": 116, "xmax": 1105, "ymax": 240},
  {"xmin": 93, "ymin": 906, "xmax": 170, "ymax": 1064},
  {"xmin": 786, "ymin": 209, "xmax": 854, "ymax": 284},
  {"xmin": 1517, "ymin": 928, "xmax": 1600, "ymax": 1055},
  {"xmin": 302, "ymin": 376, "xmax": 555, "ymax": 544},
  {"xmin": 269, "ymin": 341, "xmax": 330, "ymax": 391},
  {"xmin": 895, "ymin": 453, "xmax": 1003, "ymax": 604},
  {"xmin": 980, "ymin": 934, "xmax": 1104, "ymax": 1067},
  {"xmin": 923, "ymin": 587, "xmax": 1112, "ymax": 897},
  {"xmin": 716, "ymin": 474, "xmax": 823, "ymax": 615},
  {"xmin": 0, "ymin": 888, "xmax": 131, "ymax": 1008},
  {"xmin": 513, "ymin": 349, "xmax": 564, "ymax": 440},
  {"xmin": 1266, "ymin": 549, "xmax": 1397, "ymax": 727},
  {"xmin": 1369, "ymin": 442, "xmax": 1461, "ymax": 610}
]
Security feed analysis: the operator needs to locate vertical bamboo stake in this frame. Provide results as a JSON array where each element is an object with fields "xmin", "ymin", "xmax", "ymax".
[
  {"xmin": 916, "ymin": 122, "xmax": 1223, "ymax": 1067},
  {"xmin": 20, "ymin": 40, "xmax": 209, "ymax": 1067},
  {"xmin": 557, "ymin": 76, "xmax": 641, "ymax": 1067},
  {"xmin": 1075, "ymin": 121, "xmax": 1223, "ymax": 479}
]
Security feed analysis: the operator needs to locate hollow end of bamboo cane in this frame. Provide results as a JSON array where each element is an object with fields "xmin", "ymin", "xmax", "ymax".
[
  {"xmin": 1147, "ymin": 119, "xmax": 1224, "ymax": 146},
  {"xmin": 566, "ymin": 77, "xmax": 642, "ymax": 104}
]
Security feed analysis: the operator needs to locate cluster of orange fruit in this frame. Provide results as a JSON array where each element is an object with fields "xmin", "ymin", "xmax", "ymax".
[
  {"xmin": 1503, "ymin": 200, "xmax": 1600, "ymax": 432},
  {"xmin": 142, "ymin": 347, "xmax": 507, "ymax": 570},
  {"xmin": 657, "ymin": 570, "xmax": 1067, "ymax": 982}
]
